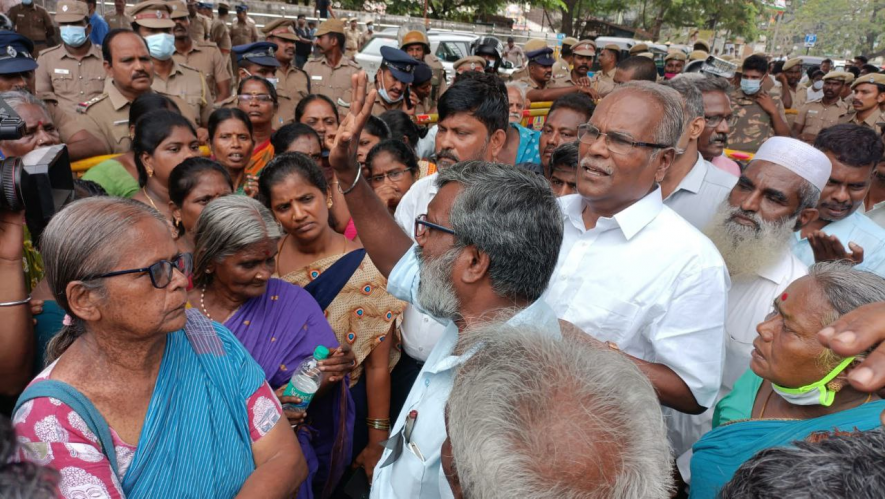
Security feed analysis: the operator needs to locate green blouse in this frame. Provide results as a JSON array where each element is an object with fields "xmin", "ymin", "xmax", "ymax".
[{"xmin": 82, "ymin": 158, "xmax": 139, "ymax": 198}]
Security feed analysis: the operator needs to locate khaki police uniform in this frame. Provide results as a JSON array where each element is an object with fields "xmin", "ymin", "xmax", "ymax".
[
  {"xmin": 230, "ymin": 19, "xmax": 258, "ymax": 46},
  {"xmin": 839, "ymin": 109, "xmax": 885, "ymax": 130},
  {"xmin": 794, "ymin": 99, "xmax": 848, "ymax": 141},
  {"xmin": 104, "ymin": 11, "xmax": 133, "ymax": 30},
  {"xmin": 304, "ymin": 55, "xmax": 362, "ymax": 117},
  {"xmin": 277, "ymin": 64, "xmax": 310, "ymax": 105},
  {"xmin": 785, "ymin": 85, "xmax": 808, "ymax": 126},
  {"xmin": 423, "ymin": 54, "xmax": 448, "ymax": 99},
  {"xmin": 173, "ymin": 40, "xmax": 231, "ymax": 102},
  {"xmin": 552, "ymin": 58, "xmax": 570, "ymax": 80},
  {"xmin": 151, "ymin": 60, "xmax": 211, "ymax": 126},
  {"xmin": 78, "ymin": 83, "xmax": 198, "ymax": 154},
  {"xmin": 366, "ymin": 80, "xmax": 401, "ymax": 116},
  {"xmin": 359, "ymin": 29, "xmax": 373, "ymax": 51},
  {"xmin": 504, "ymin": 44, "xmax": 525, "ymax": 67},
  {"xmin": 188, "ymin": 13, "xmax": 211, "ymax": 41},
  {"xmin": 41, "ymin": 92, "xmax": 84, "ymax": 143},
  {"xmin": 728, "ymin": 88, "xmax": 787, "ymax": 154},
  {"xmin": 35, "ymin": 43, "xmax": 105, "ymax": 115},
  {"xmin": 8, "ymin": 3, "xmax": 54, "ymax": 54},
  {"xmin": 210, "ymin": 17, "xmax": 232, "ymax": 52},
  {"xmin": 590, "ymin": 67, "xmax": 616, "ymax": 98},
  {"xmin": 344, "ymin": 26, "xmax": 361, "ymax": 59}
]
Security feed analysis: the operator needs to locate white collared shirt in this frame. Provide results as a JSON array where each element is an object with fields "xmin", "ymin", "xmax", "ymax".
[
  {"xmin": 664, "ymin": 153, "xmax": 738, "ymax": 231},
  {"xmin": 674, "ymin": 250, "xmax": 807, "ymax": 479},
  {"xmin": 393, "ymin": 174, "xmax": 448, "ymax": 362},
  {"xmin": 544, "ymin": 188, "xmax": 729, "ymax": 410},
  {"xmin": 792, "ymin": 210, "xmax": 885, "ymax": 277},
  {"xmin": 371, "ymin": 244, "xmax": 562, "ymax": 499}
]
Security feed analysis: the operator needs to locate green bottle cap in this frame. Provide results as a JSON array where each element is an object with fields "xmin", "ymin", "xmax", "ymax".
[{"xmin": 313, "ymin": 345, "xmax": 330, "ymax": 360}]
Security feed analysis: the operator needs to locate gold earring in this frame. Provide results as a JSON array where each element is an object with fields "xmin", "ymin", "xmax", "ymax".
[
  {"xmin": 327, "ymin": 198, "xmax": 333, "ymax": 209},
  {"xmin": 146, "ymin": 167, "xmax": 154, "ymax": 178}
]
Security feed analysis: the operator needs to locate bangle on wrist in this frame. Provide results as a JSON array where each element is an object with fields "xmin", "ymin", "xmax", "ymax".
[
  {"xmin": 0, "ymin": 296, "xmax": 31, "ymax": 307},
  {"xmin": 339, "ymin": 165, "xmax": 362, "ymax": 195},
  {"xmin": 366, "ymin": 418, "xmax": 391, "ymax": 430}
]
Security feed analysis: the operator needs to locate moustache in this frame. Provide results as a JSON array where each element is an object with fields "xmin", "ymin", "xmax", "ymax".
[
  {"xmin": 131, "ymin": 71, "xmax": 150, "ymax": 80},
  {"xmin": 821, "ymin": 201, "xmax": 851, "ymax": 211},
  {"xmin": 710, "ymin": 134, "xmax": 728, "ymax": 145},
  {"xmin": 579, "ymin": 157, "xmax": 613, "ymax": 175},
  {"xmin": 434, "ymin": 148, "xmax": 459, "ymax": 164}
]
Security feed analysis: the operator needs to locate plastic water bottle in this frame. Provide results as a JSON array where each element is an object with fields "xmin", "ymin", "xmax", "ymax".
[{"xmin": 282, "ymin": 345, "xmax": 330, "ymax": 412}]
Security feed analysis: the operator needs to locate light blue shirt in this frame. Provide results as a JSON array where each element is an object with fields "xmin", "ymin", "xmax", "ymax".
[
  {"xmin": 89, "ymin": 12, "xmax": 109, "ymax": 46},
  {"xmin": 792, "ymin": 210, "xmax": 885, "ymax": 277},
  {"xmin": 371, "ymin": 244, "xmax": 561, "ymax": 499}
]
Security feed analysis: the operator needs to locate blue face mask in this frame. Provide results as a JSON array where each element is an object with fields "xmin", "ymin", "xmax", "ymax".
[
  {"xmin": 60, "ymin": 25, "xmax": 88, "ymax": 48},
  {"xmin": 21, "ymin": 0, "xmax": 32, "ymax": 5},
  {"xmin": 145, "ymin": 33, "xmax": 175, "ymax": 61},
  {"xmin": 377, "ymin": 75, "xmax": 403, "ymax": 104},
  {"xmin": 741, "ymin": 78, "xmax": 762, "ymax": 95}
]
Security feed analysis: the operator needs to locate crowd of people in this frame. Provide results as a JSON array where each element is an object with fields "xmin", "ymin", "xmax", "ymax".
[{"xmin": 4, "ymin": 2, "xmax": 885, "ymax": 498}]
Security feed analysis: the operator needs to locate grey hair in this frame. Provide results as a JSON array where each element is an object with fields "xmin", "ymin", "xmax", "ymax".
[
  {"xmin": 720, "ymin": 428, "xmax": 885, "ymax": 499},
  {"xmin": 435, "ymin": 161, "xmax": 563, "ymax": 302},
  {"xmin": 807, "ymin": 261, "xmax": 885, "ymax": 326},
  {"xmin": 193, "ymin": 195, "xmax": 282, "ymax": 287},
  {"xmin": 606, "ymin": 81, "xmax": 684, "ymax": 148},
  {"xmin": 795, "ymin": 178, "xmax": 821, "ymax": 212},
  {"xmin": 691, "ymin": 75, "xmax": 733, "ymax": 95},
  {"xmin": 505, "ymin": 81, "xmax": 528, "ymax": 105},
  {"xmin": 0, "ymin": 90, "xmax": 49, "ymax": 116},
  {"xmin": 41, "ymin": 198, "xmax": 167, "ymax": 363},
  {"xmin": 447, "ymin": 324, "xmax": 673, "ymax": 499},
  {"xmin": 663, "ymin": 77, "xmax": 705, "ymax": 122}
]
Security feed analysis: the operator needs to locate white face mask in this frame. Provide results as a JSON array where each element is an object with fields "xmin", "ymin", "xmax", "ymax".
[
  {"xmin": 812, "ymin": 80, "xmax": 824, "ymax": 91},
  {"xmin": 771, "ymin": 356, "xmax": 856, "ymax": 406}
]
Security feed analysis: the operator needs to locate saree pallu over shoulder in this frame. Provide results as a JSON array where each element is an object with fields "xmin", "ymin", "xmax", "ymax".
[
  {"xmin": 689, "ymin": 399, "xmax": 885, "ymax": 499},
  {"xmin": 123, "ymin": 309, "xmax": 266, "ymax": 498}
]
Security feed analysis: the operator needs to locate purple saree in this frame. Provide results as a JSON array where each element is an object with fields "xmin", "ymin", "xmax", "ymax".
[{"xmin": 225, "ymin": 278, "xmax": 354, "ymax": 498}]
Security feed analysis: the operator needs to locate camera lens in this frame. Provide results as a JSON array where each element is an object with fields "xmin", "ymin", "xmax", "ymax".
[{"xmin": 0, "ymin": 157, "xmax": 23, "ymax": 212}]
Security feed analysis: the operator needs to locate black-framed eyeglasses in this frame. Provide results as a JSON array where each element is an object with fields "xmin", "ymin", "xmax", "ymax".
[
  {"xmin": 88, "ymin": 253, "xmax": 193, "ymax": 289},
  {"xmin": 414, "ymin": 214, "xmax": 456, "ymax": 239},
  {"xmin": 704, "ymin": 114, "xmax": 738, "ymax": 128},
  {"xmin": 369, "ymin": 168, "xmax": 415, "ymax": 185},
  {"xmin": 577, "ymin": 123, "xmax": 671, "ymax": 155}
]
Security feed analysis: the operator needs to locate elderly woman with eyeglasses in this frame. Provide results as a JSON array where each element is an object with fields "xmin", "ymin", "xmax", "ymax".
[
  {"xmin": 190, "ymin": 194, "xmax": 357, "ymax": 497},
  {"xmin": 236, "ymin": 76, "xmax": 278, "ymax": 178},
  {"xmin": 13, "ymin": 197, "xmax": 306, "ymax": 498},
  {"xmin": 258, "ymin": 152, "xmax": 405, "ymax": 481},
  {"xmin": 689, "ymin": 263, "xmax": 885, "ymax": 498}
]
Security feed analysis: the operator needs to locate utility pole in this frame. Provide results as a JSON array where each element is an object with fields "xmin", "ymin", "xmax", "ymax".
[{"xmin": 769, "ymin": 12, "xmax": 782, "ymax": 55}]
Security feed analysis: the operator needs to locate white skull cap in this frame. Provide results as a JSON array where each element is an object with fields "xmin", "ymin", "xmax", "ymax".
[{"xmin": 752, "ymin": 136, "xmax": 832, "ymax": 191}]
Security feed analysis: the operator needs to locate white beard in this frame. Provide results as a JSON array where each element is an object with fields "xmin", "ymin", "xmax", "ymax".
[
  {"xmin": 704, "ymin": 202, "xmax": 797, "ymax": 277},
  {"xmin": 416, "ymin": 245, "xmax": 462, "ymax": 321}
]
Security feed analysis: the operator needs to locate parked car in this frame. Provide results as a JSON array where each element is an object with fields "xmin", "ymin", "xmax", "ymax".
[{"xmin": 356, "ymin": 32, "xmax": 515, "ymax": 84}]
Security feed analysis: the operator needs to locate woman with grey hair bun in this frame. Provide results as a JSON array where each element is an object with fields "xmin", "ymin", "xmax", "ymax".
[
  {"xmin": 690, "ymin": 262, "xmax": 885, "ymax": 498},
  {"xmin": 12, "ymin": 197, "xmax": 306, "ymax": 498},
  {"xmin": 189, "ymin": 194, "xmax": 357, "ymax": 497}
]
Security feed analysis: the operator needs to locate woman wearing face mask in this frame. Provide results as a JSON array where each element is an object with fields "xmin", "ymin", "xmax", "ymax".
[
  {"xmin": 83, "ymin": 93, "xmax": 181, "ymax": 198},
  {"xmin": 131, "ymin": 109, "xmax": 203, "ymax": 222},
  {"xmin": 689, "ymin": 263, "xmax": 885, "ymax": 498},
  {"xmin": 236, "ymin": 76, "xmax": 278, "ymax": 178},
  {"xmin": 208, "ymin": 107, "xmax": 257, "ymax": 196},
  {"xmin": 168, "ymin": 157, "xmax": 233, "ymax": 253}
]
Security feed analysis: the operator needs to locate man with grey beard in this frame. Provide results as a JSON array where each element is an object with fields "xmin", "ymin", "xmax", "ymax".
[
  {"xmin": 325, "ymin": 73, "xmax": 564, "ymax": 498},
  {"xmin": 674, "ymin": 136, "xmax": 832, "ymax": 482}
]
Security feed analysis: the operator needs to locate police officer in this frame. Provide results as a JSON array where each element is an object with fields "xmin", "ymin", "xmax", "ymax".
[
  {"xmin": 78, "ymin": 26, "xmax": 198, "ymax": 154},
  {"xmin": 359, "ymin": 20, "xmax": 374, "ymax": 51},
  {"xmin": 728, "ymin": 54, "xmax": 790, "ymax": 154},
  {"xmin": 187, "ymin": 0, "xmax": 211, "ymax": 42},
  {"xmin": 591, "ymin": 43, "xmax": 620, "ymax": 98},
  {"xmin": 369, "ymin": 46, "xmax": 418, "ymax": 115},
  {"xmin": 519, "ymin": 39, "xmax": 595, "ymax": 103},
  {"xmin": 0, "ymin": 30, "xmax": 104, "ymax": 160},
  {"xmin": 210, "ymin": 2, "xmax": 232, "ymax": 55},
  {"xmin": 794, "ymin": 71, "xmax": 852, "ymax": 143},
  {"xmin": 303, "ymin": 18, "xmax": 361, "ymax": 116},
  {"xmin": 779, "ymin": 57, "xmax": 805, "ymax": 113},
  {"xmin": 219, "ymin": 42, "xmax": 295, "ymax": 128},
  {"xmin": 230, "ymin": 4, "xmax": 257, "ymax": 46},
  {"xmin": 412, "ymin": 61, "xmax": 435, "ymax": 114},
  {"xmin": 550, "ymin": 39, "xmax": 594, "ymax": 88},
  {"xmin": 400, "ymin": 30, "xmax": 448, "ymax": 100},
  {"xmin": 172, "ymin": 0, "xmax": 231, "ymax": 103},
  {"xmin": 552, "ymin": 37, "xmax": 577, "ymax": 80},
  {"xmin": 7, "ymin": 0, "xmax": 55, "ymax": 56},
  {"xmin": 839, "ymin": 73, "xmax": 885, "ymax": 131},
  {"xmin": 663, "ymin": 51, "xmax": 686, "ymax": 79},
  {"xmin": 36, "ymin": 0, "xmax": 105, "ymax": 115},
  {"xmin": 262, "ymin": 19, "xmax": 310, "ymax": 107},
  {"xmin": 452, "ymin": 56, "xmax": 485, "ymax": 75},
  {"xmin": 129, "ymin": 1, "xmax": 211, "ymax": 129},
  {"xmin": 104, "ymin": 0, "xmax": 132, "ymax": 30},
  {"xmin": 344, "ymin": 18, "xmax": 361, "ymax": 59}
]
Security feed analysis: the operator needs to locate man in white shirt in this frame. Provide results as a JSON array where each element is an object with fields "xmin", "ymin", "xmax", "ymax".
[
  {"xmin": 390, "ymin": 71, "xmax": 509, "ymax": 420},
  {"xmin": 674, "ymin": 136, "xmax": 831, "ymax": 470},
  {"xmin": 327, "ymin": 74, "xmax": 563, "ymax": 498},
  {"xmin": 660, "ymin": 75, "xmax": 737, "ymax": 230},
  {"xmin": 544, "ymin": 81, "xmax": 730, "ymax": 418}
]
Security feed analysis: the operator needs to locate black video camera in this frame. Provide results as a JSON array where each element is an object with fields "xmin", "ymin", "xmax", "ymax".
[{"xmin": 0, "ymin": 96, "xmax": 75, "ymax": 243}]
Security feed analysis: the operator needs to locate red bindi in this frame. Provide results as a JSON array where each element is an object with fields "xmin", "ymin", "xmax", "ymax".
[{"xmin": 781, "ymin": 293, "xmax": 788, "ymax": 301}]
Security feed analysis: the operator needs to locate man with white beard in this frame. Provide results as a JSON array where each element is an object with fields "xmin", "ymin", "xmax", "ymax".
[{"xmin": 674, "ymin": 136, "xmax": 832, "ymax": 482}]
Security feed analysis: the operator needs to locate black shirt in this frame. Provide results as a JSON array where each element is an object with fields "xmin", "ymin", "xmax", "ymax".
[{"xmin": 295, "ymin": 26, "xmax": 313, "ymax": 57}]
